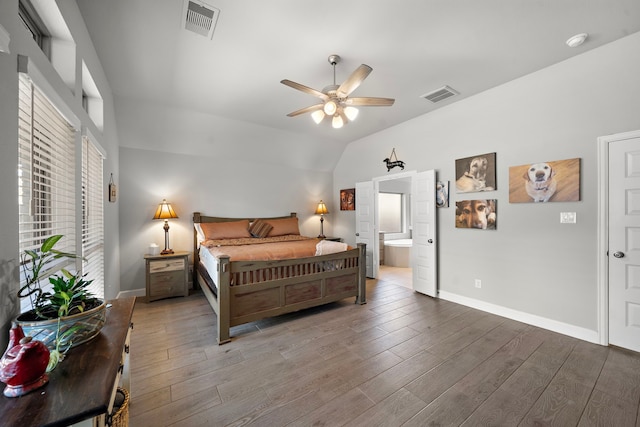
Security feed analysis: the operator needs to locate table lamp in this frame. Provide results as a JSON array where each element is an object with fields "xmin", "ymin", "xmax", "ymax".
[
  {"xmin": 153, "ymin": 199, "xmax": 178, "ymax": 255},
  {"xmin": 314, "ymin": 200, "xmax": 329, "ymax": 238}
]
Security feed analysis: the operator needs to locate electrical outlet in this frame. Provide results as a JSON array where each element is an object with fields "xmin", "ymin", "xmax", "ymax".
[
  {"xmin": 560, "ymin": 212, "xmax": 577, "ymax": 223},
  {"xmin": 475, "ymin": 279, "xmax": 482, "ymax": 289}
]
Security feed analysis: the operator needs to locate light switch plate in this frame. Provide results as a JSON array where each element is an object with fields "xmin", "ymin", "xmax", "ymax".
[{"xmin": 560, "ymin": 212, "xmax": 577, "ymax": 223}]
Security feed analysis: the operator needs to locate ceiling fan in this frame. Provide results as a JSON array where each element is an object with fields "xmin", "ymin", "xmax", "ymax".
[{"xmin": 281, "ymin": 55, "xmax": 395, "ymax": 129}]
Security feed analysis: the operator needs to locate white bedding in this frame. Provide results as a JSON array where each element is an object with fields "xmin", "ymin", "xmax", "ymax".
[{"xmin": 199, "ymin": 244, "xmax": 219, "ymax": 291}]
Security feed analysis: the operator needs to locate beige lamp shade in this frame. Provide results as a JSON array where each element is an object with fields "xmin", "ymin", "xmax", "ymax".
[
  {"xmin": 153, "ymin": 199, "xmax": 178, "ymax": 220},
  {"xmin": 315, "ymin": 200, "xmax": 329, "ymax": 216}
]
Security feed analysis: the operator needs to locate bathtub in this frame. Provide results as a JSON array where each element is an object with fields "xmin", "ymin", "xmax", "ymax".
[{"xmin": 384, "ymin": 239, "xmax": 412, "ymax": 268}]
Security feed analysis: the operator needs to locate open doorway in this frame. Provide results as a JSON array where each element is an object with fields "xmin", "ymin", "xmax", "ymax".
[
  {"xmin": 356, "ymin": 170, "xmax": 437, "ymax": 296},
  {"xmin": 378, "ymin": 176, "xmax": 413, "ymax": 289}
]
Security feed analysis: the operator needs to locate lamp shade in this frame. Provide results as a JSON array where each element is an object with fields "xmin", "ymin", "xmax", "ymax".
[
  {"xmin": 153, "ymin": 199, "xmax": 178, "ymax": 220},
  {"xmin": 344, "ymin": 106, "xmax": 359, "ymax": 121},
  {"xmin": 315, "ymin": 200, "xmax": 329, "ymax": 215},
  {"xmin": 311, "ymin": 109, "xmax": 325, "ymax": 124},
  {"xmin": 331, "ymin": 114, "xmax": 344, "ymax": 129}
]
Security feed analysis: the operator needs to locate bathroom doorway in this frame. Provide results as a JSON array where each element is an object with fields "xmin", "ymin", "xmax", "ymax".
[
  {"xmin": 356, "ymin": 170, "xmax": 437, "ymax": 296},
  {"xmin": 378, "ymin": 177, "xmax": 413, "ymax": 289}
]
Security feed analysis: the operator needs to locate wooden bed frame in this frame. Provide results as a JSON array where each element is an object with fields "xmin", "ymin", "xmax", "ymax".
[{"xmin": 193, "ymin": 212, "xmax": 367, "ymax": 344}]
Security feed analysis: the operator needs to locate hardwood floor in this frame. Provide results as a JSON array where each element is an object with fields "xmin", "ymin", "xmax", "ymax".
[{"xmin": 129, "ymin": 273, "xmax": 640, "ymax": 426}]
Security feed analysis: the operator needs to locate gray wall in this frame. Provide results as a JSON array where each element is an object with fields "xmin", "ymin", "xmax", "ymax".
[
  {"xmin": 0, "ymin": 1, "xmax": 120, "ymax": 350},
  {"xmin": 116, "ymin": 97, "xmax": 336, "ymax": 292},
  {"xmin": 333, "ymin": 31, "xmax": 640, "ymax": 338}
]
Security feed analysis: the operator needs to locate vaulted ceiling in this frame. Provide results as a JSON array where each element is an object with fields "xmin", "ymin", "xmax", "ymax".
[{"xmin": 76, "ymin": 0, "xmax": 640, "ymax": 147}]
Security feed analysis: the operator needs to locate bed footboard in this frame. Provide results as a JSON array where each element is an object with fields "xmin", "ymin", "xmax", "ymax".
[{"xmin": 196, "ymin": 243, "xmax": 366, "ymax": 345}]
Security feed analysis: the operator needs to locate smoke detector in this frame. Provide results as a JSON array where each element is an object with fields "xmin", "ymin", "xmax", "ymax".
[
  {"xmin": 421, "ymin": 85, "xmax": 459, "ymax": 103},
  {"xmin": 566, "ymin": 33, "xmax": 588, "ymax": 48},
  {"xmin": 182, "ymin": 0, "xmax": 220, "ymax": 39}
]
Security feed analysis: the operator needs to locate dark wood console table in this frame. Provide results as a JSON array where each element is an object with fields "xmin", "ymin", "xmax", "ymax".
[{"xmin": 0, "ymin": 297, "xmax": 135, "ymax": 427}]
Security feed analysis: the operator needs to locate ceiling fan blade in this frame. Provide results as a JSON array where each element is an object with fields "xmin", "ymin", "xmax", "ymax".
[
  {"xmin": 286, "ymin": 103, "xmax": 324, "ymax": 117},
  {"xmin": 281, "ymin": 80, "xmax": 329, "ymax": 101},
  {"xmin": 345, "ymin": 97, "xmax": 395, "ymax": 106},
  {"xmin": 336, "ymin": 64, "xmax": 372, "ymax": 98}
]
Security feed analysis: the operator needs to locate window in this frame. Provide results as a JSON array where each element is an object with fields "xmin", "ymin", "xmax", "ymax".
[
  {"xmin": 18, "ymin": 73, "xmax": 76, "ymax": 312},
  {"xmin": 378, "ymin": 192, "xmax": 403, "ymax": 233},
  {"xmin": 18, "ymin": 0, "xmax": 50, "ymax": 56},
  {"xmin": 82, "ymin": 136, "xmax": 104, "ymax": 299}
]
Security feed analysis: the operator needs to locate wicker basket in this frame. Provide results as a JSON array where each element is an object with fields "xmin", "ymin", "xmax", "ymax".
[{"xmin": 110, "ymin": 387, "xmax": 129, "ymax": 427}]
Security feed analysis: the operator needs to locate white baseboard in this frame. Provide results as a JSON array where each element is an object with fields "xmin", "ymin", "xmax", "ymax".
[
  {"xmin": 117, "ymin": 288, "xmax": 146, "ymax": 300},
  {"xmin": 438, "ymin": 291, "xmax": 600, "ymax": 345}
]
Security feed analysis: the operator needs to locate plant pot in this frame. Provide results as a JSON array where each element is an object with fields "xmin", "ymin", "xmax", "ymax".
[{"xmin": 15, "ymin": 300, "xmax": 107, "ymax": 351}]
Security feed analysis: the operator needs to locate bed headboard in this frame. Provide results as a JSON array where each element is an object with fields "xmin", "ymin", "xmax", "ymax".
[
  {"xmin": 192, "ymin": 212, "xmax": 297, "ymax": 274},
  {"xmin": 193, "ymin": 212, "xmax": 296, "ymax": 224}
]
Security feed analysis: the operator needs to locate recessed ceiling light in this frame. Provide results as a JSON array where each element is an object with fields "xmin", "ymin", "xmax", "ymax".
[{"xmin": 566, "ymin": 33, "xmax": 588, "ymax": 48}]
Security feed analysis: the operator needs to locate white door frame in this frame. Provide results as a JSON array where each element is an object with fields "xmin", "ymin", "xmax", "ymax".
[{"xmin": 597, "ymin": 129, "xmax": 640, "ymax": 346}]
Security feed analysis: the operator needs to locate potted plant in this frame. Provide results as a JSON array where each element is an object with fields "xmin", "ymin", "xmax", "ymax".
[{"xmin": 15, "ymin": 235, "xmax": 106, "ymax": 359}]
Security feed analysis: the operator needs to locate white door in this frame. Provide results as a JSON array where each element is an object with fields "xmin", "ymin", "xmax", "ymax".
[
  {"xmin": 412, "ymin": 170, "xmax": 437, "ymax": 297},
  {"xmin": 356, "ymin": 180, "xmax": 376, "ymax": 278},
  {"xmin": 609, "ymin": 133, "xmax": 640, "ymax": 352}
]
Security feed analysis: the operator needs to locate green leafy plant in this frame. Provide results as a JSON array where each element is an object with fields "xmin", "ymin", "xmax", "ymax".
[
  {"xmin": 18, "ymin": 235, "xmax": 85, "ymax": 319},
  {"xmin": 46, "ymin": 318, "xmax": 81, "ymax": 372},
  {"xmin": 17, "ymin": 235, "xmax": 102, "ymax": 372},
  {"xmin": 41, "ymin": 269, "xmax": 96, "ymax": 318}
]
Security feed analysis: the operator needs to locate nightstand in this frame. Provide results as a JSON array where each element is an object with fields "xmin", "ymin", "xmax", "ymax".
[
  {"xmin": 144, "ymin": 251, "xmax": 189, "ymax": 302},
  {"xmin": 323, "ymin": 237, "xmax": 342, "ymax": 242}
]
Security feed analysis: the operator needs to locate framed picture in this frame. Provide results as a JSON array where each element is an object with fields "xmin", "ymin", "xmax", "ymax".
[
  {"xmin": 509, "ymin": 158, "xmax": 580, "ymax": 203},
  {"xmin": 455, "ymin": 199, "xmax": 497, "ymax": 230},
  {"xmin": 436, "ymin": 181, "xmax": 449, "ymax": 208},
  {"xmin": 340, "ymin": 188, "xmax": 355, "ymax": 211},
  {"xmin": 455, "ymin": 152, "xmax": 496, "ymax": 193}
]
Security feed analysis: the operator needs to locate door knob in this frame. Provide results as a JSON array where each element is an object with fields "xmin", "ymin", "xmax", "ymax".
[
  {"xmin": 613, "ymin": 251, "xmax": 625, "ymax": 258},
  {"xmin": 428, "ymin": 239, "xmax": 433, "ymax": 243},
  {"xmin": 355, "ymin": 233, "xmax": 359, "ymax": 236}
]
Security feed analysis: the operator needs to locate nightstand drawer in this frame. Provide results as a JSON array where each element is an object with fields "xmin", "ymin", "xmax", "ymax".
[
  {"xmin": 149, "ymin": 259, "xmax": 184, "ymax": 273},
  {"xmin": 150, "ymin": 270, "xmax": 183, "ymax": 286},
  {"xmin": 149, "ymin": 274, "xmax": 184, "ymax": 297}
]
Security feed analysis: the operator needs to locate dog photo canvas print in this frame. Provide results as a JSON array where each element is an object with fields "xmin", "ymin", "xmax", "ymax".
[
  {"xmin": 436, "ymin": 181, "xmax": 449, "ymax": 208},
  {"xmin": 340, "ymin": 188, "xmax": 355, "ymax": 211},
  {"xmin": 455, "ymin": 152, "xmax": 496, "ymax": 193},
  {"xmin": 508, "ymin": 158, "xmax": 580, "ymax": 203},
  {"xmin": 455, "ymin": 199, "xmax": 497, "ymax": 230}
]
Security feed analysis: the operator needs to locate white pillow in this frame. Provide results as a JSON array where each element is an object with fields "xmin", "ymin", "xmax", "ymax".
[
  {"xmin": 315, "ymin": 240, "xmax": 348, "ymax": 256},
  {"xmin": 194, "ymin": 223, "xmax": 205, "ymax": 243}
]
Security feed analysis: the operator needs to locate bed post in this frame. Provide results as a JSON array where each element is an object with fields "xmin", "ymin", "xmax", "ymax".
[
  {"xmin": 193, "ymin": 212, "xmax": 201, "ymax": 288},
  {"xmin": 217, "ymin": 254, "xmax": 232, "ymax": 344},
  {"xmin": 356, "ymin": 243, "xmax": 367, "ymax": 305}
]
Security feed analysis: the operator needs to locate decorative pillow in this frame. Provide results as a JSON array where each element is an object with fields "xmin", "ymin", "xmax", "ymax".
[
  {"xmin": 249, "ymin": 219, "xmax": 273, "ymax": 238},
  {"xmin": 264, "ymin": 217, "xmax": 300, "ymax": 237},
  {"xmin": 199, "ymin": 220, "xmax": 251, "ymax": 240}
]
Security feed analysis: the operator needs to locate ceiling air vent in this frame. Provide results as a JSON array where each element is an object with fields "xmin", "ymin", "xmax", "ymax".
[
  {"xmin": 421, "ymin": 85, "xmax": 459, "ymax": 103},
  {"xmin": 183, "ymin": 0, "xmax": 220, "ymax": 39}
]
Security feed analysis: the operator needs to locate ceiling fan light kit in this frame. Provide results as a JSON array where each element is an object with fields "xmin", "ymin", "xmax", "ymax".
[
  {"xmin": 281, "ymin": 54, "xmax": 395, "ymax": 129},
  {"xmin": 323, "ymin": 100, "xmax": 337, "ymax": 115}
]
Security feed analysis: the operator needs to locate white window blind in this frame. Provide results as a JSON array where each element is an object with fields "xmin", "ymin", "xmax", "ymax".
[
  {"xmin": 82, "ymin": 136, "xmax": 104, "ymax": 299},
  {"xmin": 18, "ymin": 73, "xmax": 76, "ymax": 312}
]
